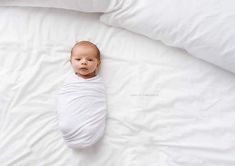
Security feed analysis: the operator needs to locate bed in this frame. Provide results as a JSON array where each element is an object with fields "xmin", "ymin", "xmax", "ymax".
[{"xmin": 0, "ymin": 1, "xmax": 235, "ymax": 166}]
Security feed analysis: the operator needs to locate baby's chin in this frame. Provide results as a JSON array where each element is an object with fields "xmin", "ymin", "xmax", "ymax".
[{"xmin": 76, "ymin": 71, "xmax": 96, "ymax": 79}]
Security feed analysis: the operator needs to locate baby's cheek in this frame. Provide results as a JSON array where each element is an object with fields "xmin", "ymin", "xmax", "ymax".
[
  {"xmin": 71, "ymin": 65, "xmax": 78, "ymax": 72},
  {"xmin": 72, "ymin": 62, "xmax": 78, "ymax": 68},
  {"xmin": 92, "ymin": 66, "xmax": 98, "ymax": 71}
]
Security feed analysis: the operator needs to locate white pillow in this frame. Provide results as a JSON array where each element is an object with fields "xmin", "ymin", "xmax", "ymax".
[
  {"xmin": 0, "ymin": 0, "xmax": 115, "ymax": 12},
  {"xmin": 100, "ymin": 0, "xmax": 235, "ymax": 74}
]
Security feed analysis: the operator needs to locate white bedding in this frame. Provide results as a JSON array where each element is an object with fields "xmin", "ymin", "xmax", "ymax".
[
  {"xmin": 1, "ymin": 0, "xmax": 235, "ymax": 74},
  {"xmin": 0, "ymin": 4, "xmax": 235, "ymax": 166}
]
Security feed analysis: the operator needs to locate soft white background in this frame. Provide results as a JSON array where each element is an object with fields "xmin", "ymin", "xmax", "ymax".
[{"xmin": 0, "ymin": 4, "xmax": 235, "ymax": 166}]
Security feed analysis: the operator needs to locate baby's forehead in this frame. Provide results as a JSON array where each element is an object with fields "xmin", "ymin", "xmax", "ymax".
[
  {"xmin": 72, "ymin": 54, "xmax": 97, "ymax": 58},
  {"xmin": 74, "ymin": 44, "xmax": 97, "ymax": 53},
  {"xmin": 72, "ymin": 49, "xmax": 98, "ymax": 59},
  {"xmin": 74, "ymin": 43, "xmax": 96, "ymax": 50},
  {"xmin": 70, "ymin": 41, "xmax": 100, "ymax": 61}
]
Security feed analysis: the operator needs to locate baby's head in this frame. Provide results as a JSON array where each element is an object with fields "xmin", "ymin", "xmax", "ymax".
[{"xmin": 70, "ymin": 41, "xmax": 101, "ymax": 79}]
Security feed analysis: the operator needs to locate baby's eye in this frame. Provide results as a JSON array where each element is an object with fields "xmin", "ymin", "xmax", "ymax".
[
  {"xmin": 88, "ymin": 59, "xmax": 93, "ymax": 61},
  {"xmin": 76, "ymin": 59, "xmax": 81, "ymax": 61}
]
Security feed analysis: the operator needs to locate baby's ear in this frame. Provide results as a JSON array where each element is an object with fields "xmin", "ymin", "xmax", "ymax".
[{"xmin": 97, "ymin": 62, "xmax": 101, "ymax": 68}]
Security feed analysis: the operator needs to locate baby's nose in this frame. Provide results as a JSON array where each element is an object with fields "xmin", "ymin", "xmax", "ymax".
[{"xmin": 81, "ymin": 59, "xmax": 87, "ymax": 64}]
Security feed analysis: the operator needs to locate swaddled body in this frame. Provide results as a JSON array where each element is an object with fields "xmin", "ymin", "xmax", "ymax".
[
  {"xmin": 56, "ymin": 41, "xmax": 107, "ymax": 149},
  {"xmin": 57, "ymin": 72, "xmax": 107, "ymax": 149}
]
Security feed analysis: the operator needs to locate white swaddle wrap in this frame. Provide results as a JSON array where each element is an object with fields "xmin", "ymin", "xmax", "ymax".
[{"xmin": 56, "ymin": 72, "xmax": 107, "ymax": 149}]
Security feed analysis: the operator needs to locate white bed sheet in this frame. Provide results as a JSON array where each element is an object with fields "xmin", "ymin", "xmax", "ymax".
[{"xmin": 0, "ymin": 7, "xmax": 235, "ymax": 166}]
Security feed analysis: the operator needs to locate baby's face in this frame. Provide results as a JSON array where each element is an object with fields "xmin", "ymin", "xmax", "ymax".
[{"xmin": 70, "ymin": 44, "xmax": 100, "ymax": 79}]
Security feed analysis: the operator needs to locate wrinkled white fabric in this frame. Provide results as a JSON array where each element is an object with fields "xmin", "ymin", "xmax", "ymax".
[
  {"xmin": 0, "ymin": 0, "xmax": 114, "ymax": 12},
  {"xmin": 2, "ymin": 0, "xmax": 235, "ymax": 74},
  {"xmin": 56, "ymin": 72, "xmax": 107, "ymax": 149}
]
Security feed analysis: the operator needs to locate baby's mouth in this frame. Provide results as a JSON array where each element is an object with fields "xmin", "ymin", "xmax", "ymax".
[{"xmin": 80, "ymin": 67, "xmax": 88, "ymax": 70}]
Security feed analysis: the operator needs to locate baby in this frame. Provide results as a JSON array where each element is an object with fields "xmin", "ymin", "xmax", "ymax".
[{"xmin": 56, "ymin": 41, "xmax": 107, "ymax": 149}]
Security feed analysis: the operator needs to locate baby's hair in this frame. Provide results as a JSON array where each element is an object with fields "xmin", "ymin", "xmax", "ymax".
[{"xmin": 70, "ymin": 40, "xmax": 101, "ymax": 62}]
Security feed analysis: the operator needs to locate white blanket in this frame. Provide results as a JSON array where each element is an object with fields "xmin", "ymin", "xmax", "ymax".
[
  {"xmin": 1, "ymin": 6, "xmax": 235, "ymax": 166},
  {"xmin": 56, "ymin": 72, "xmax": 107, "ymax": 149}
]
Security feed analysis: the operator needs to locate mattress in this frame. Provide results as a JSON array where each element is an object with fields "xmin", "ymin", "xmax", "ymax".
[{"xmin": 0, "ymin": 3, "xmax": 235, "ymax": 166}]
